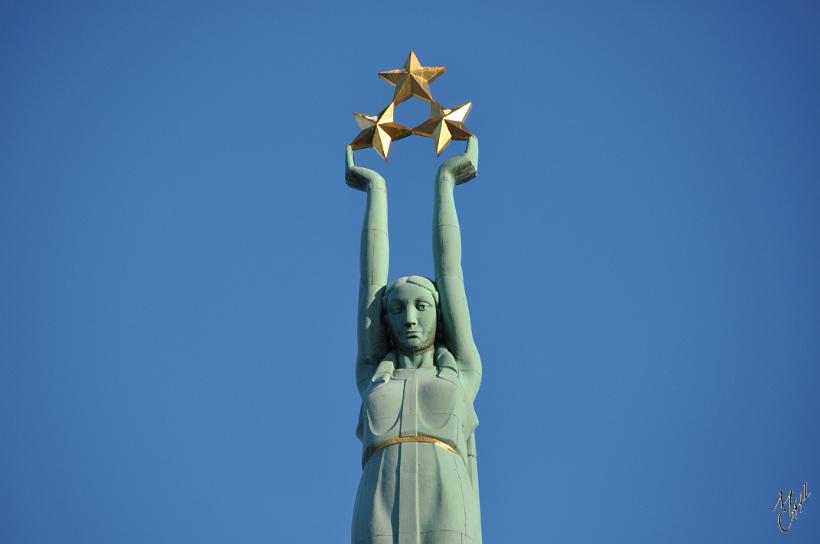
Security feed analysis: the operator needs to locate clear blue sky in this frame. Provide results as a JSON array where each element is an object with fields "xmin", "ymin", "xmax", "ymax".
[{"xmin": 2, "ymin": 1, "xmax": 818, "ymax": 542}]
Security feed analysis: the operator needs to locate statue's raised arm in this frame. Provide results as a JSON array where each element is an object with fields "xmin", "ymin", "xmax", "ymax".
[
  {"xmin": 433, "ymin": 136, "xmax": 481, "ymax": 400},
  {"xmin": 346, "ymin": 146, "xmax": 389, "ymax": 395}
]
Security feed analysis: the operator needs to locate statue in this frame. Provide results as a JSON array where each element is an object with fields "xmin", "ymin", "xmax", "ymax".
[{"xmin": 346, "ymin": 136, "xmax": 483, "ymax": 544}]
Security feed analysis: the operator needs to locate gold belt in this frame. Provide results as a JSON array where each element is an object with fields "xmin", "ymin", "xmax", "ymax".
[{"xmin": 365, "ymin": 436, "xmax": 458, "ymax": 464}]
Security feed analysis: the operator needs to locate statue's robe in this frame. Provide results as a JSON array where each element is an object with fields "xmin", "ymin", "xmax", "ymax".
[{"xmin": 352, "ymin": 348, "xmax": 481, "ymax": 544}]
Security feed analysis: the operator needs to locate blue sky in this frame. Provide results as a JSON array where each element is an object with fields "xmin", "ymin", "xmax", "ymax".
[{"xmin": 2, "ymin": 1, "xmax": 818, "ymax": 542}]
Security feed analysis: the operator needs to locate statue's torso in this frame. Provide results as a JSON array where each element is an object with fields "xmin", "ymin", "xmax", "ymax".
[
  {"xmin": 362, "ymin": 365, "xmax": 476, "ymax": 451},
  {"xmin": 353, "ymin": 362, "xmax": 481, "ymax": 544}
]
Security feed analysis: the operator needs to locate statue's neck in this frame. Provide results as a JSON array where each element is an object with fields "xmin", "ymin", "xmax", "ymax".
[{"xmin": 396, "ymin": 347, "xmax": 435, "ymax": 369}]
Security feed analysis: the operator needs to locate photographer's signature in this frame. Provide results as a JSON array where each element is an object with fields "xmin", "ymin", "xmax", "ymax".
[{"xmin": 773, "ymin": 482, "xmax": 811, "ymax": 533}]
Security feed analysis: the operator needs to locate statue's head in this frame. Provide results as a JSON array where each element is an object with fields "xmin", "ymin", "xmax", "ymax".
[{"xmin": 383, "ymin": 275, "xmax": 439, "ymax": 355}]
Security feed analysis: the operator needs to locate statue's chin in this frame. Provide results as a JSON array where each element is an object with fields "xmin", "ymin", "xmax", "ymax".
[{"xmin": 395, "ymin": 338, "xmax": 435, "ymax": 355}]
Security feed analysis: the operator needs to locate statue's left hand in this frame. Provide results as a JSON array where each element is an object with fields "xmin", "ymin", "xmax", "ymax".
[
  {"xmin": 346, "ymin": 146, "xmax": 386, "ymax": 192},
  {"xmin": 438, "ymin": 136, "xmax": 479, "ymax": 185}
]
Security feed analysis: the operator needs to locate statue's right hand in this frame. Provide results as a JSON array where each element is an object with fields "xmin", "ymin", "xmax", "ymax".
[{"xmin": 346, "ymin": 146, "xmax": 385, "ymax": 191}]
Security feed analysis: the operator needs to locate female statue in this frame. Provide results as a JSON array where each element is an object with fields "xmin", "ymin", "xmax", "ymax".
[{"xmin": 346, "ymin": 136, "xmax": 483, "ymax": 544}]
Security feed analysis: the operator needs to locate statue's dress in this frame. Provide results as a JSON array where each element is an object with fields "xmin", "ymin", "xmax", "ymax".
[{"xmin": 352, "ymin": 349, "xmax": 481, "ymax": 544}]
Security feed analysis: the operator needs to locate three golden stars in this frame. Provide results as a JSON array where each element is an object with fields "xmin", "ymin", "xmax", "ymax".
[{"xmin": 350, "ymin": 51, "xmax": 473, "ymax": 160}]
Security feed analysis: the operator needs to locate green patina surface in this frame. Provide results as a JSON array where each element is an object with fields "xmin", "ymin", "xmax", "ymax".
[{"xmin": 347, "ymin": 138, "xmax": 484, "ymax": 544}]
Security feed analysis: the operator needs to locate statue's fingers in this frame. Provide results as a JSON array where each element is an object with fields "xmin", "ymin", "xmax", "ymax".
[
  {"xmin": 465, "ymin": 136, "xmax": 479, "ymax": 170},
  {"xmin": 345, "ymin": 145, "xmax": 355, "ymax": 172},
  {"xmin": 345, "ymin": 175, "xmax": 365, "ymax": 191}
]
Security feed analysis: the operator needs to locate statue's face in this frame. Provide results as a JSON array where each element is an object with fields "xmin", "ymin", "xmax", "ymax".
[{"xmin": 385, "ymin": 283, "xmax": 437, "ymax": 354}]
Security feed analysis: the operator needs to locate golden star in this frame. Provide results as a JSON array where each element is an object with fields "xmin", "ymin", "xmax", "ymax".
[
  {"xmin": 412, "ymin": 102, "xmax": 473, "ymax": 156},
  {"xmin": 378, "ymin": 51, "xmax": 447, "ymax": 105},
  {"xmin": 350, "ymin": 102, "xmax": 411, "ymax": 160}
]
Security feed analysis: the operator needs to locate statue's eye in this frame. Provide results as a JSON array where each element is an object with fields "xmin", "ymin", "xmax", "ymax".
[
  {"xmin": 389, "ymin": 304, "xmax": 402, "ymax": 314},
  {"xmin": 417, "ymin": 302, "xmax": 430, "ymax": 311}
]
